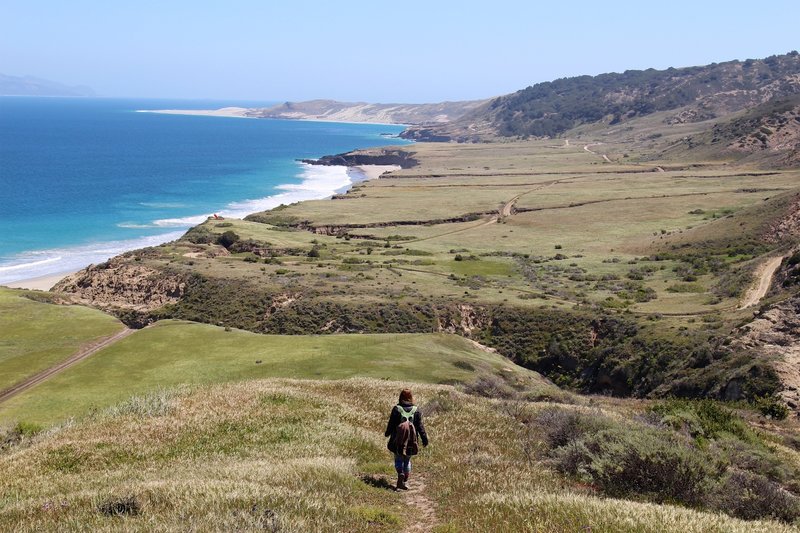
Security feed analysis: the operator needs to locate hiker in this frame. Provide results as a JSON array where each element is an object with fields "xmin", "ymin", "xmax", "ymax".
[{"xmin": 385, "ymin": 388, "xmax": 428, "ymax": 491}]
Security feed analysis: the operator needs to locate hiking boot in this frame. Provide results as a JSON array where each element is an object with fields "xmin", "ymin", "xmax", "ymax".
[{"xmin": 396, "ymin": 474, "xmax": 408, "ymax": 491}]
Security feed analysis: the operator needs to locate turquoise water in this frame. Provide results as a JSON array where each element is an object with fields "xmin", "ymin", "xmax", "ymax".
[{"xmin": 0, "ymin": 97, "xmax": 407, "ymax": 283}]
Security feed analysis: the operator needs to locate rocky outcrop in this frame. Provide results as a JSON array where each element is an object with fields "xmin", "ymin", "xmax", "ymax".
[
  {"xmin": 734, "ymin": 296, "xmax": 800, "ymax": 411},
  {"xmin": 436, "ymin": 304, "xmax": 491, "ymax": 336},
  {"xmin": 301, "ymin": 148, "xmax": 418, "ymax": 169},
  {"xmin": 52, "ymin": 260, "xmax": 186, "ymax": 312},
  {"xmin": 765, "ymin": 196, "xmax": 800, "ymax": 243}
]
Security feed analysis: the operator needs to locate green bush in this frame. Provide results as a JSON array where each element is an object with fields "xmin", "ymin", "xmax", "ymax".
[
  {"xmin": 755, "ymin": 396, "xmax": 789, "ymax": 420},
  {"xmin": 217, "ymin": 231, "xmax": 240, "ymax": 249},
  {"xmin": 556, "ymin": 426, "xmax": 719, "ymax": 505},
  {"xmin": 650, "ymin": 399, "xmax": 754, "ymax": 444}
]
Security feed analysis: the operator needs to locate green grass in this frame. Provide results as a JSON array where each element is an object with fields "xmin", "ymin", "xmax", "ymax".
[
  {"xmin": 0, "ymin": 320, "xmax": 547, "ymax": 425},
  {"xmin": 0, "ymin": 288, "xmax": 124, "ymax": 391}
]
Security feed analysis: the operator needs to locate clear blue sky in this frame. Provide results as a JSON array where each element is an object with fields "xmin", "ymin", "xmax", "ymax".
[{"xmin": 2, "ymin": 0, "xmax": 798, "ymax": 102}]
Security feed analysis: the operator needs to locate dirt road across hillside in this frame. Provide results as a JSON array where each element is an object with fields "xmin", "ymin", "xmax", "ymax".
[
  {"xmin": 739, "ymin": 256, "xmax": 784, "ymax": 309},
  {"xmin": 0, "ymin": 328, "xmax": 134, "ymax": 405}
]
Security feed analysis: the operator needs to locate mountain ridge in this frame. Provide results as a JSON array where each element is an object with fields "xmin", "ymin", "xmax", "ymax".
[
  {"xmin": 402, "ymin": 51, "xmax": 800, "ymax": 143},
  {"xmin": 0, "ymin": 73, "xmax": 94, "ymax": 97}
]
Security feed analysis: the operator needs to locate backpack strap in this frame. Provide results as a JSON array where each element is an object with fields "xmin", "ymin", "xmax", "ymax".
[{"xmin": 397, "ymin": 405, "xmax": 417, "ymax": 422}]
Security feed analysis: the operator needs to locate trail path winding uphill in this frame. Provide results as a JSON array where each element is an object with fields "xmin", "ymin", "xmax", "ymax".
[
  {"xmin": 403, "ymin": 473, "xmax": 439, "ymax": 532},
  {"xmin": 739, "ymin": 256, "xmax": 784, "ymax": 309},
  {"xmin": 0, "ymin": 328, "xmax": 134, "ymax": 405},
  {"xmin": 583, "ymin": 143, "xmax": 612, "ymax": 162}
]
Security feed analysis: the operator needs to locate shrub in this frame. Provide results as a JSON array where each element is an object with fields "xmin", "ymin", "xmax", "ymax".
[
  {"xmin": 535, "ymin": 407, "xmax": 608, "ymax": 448},
  {"xmin": 217, "ymin": 230, "xmax": 240, "ymax": 249},
  {"xmin": 755, "ymin": 396, "xmax": 789, "ymax": 420},
  {"xmin": 97, "ymin": 495, "xmax": 140, "ymax": 516},
  {"xmin": 463, "ymin": 375, "xmax": 514, "ymax": 399},
  {"xmin": 452, "ymin": 360, "xmax": 475, "ymax": 371},
  {"xmin": 707, "ymin": 470, "xmax": 800, "ymax": 523},
  {"xmin": 650, "ymin": 399, "xmax": 754, "ymax": 444},
  {"xmin": 557, "ymin": 426, "xmax": 719, "ymax": 505}
]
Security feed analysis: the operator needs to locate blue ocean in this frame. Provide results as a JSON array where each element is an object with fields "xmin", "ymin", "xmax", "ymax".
[{"xmin": 0, "ymin": 97, "xmax": 407, "ymax": 284}]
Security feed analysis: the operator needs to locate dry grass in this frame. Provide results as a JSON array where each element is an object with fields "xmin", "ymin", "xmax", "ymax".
[{"xmin": 1, "ymin": 378, "xmax": 796, "ymax": 532}]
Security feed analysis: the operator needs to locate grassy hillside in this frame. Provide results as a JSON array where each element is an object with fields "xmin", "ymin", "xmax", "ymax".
[
  {"xmin": 402, "ymin": 51, "xmax": 800, "ymax": 141},
  {"xmin": 0, "ymin": 320, "xmax": 550, "ymax": 425},
  {"xmin": 0, "ymin": 288, "xmax": 124, "ymax": 392},
  {"xmin": 2, "ymin": 378, "xmax": 798, "ymax": 531}
]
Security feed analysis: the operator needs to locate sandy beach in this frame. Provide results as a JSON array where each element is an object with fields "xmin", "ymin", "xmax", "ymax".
[
  {"xmin": 140, "ymin": 108, "xmax": 405, "ymax": 126},
  {"xmin": 136, "ymin": 107, "xmax": 254, "ymax": 118},
  {"xmin": 4, "ymin": 271, "xmax": 75, "ymax": 291},
  {"xmin": 351, "ymin": 164, "xmax": 401, "ymax": 181}
]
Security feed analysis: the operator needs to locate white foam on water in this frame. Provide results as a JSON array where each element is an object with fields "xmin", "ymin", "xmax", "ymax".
[
  {"xmin": 0, "ymin": 231, "xmax": 186, "ymax": 285},
  {"xmin": 0, "ymin": 163, "xmax": 353, "ymax": 285}
]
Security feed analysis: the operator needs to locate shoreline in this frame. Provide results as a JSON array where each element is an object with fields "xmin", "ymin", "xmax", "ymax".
[
  {"xmin": 4, "ymin": 270, "xmax": 76, "ymax": 291},
  {"xmin": 138, "ymin": 108, "xmax": 406, "ymax": 127},
  {"xmin": 0, "ymin": 164, "xmax": 399, "ymax": 290}
]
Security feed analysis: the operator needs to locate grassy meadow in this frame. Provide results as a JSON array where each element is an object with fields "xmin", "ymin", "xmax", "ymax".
[
  {"xmin": 0, "ymin": 319, "xmax": 549, "ymax": 426},
  {"xmin": 0, "ymin": 288, "xmax": 123, "ymax": 391}
]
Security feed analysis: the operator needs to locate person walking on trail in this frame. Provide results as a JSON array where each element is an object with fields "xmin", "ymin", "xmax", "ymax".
[{"xmin": 385, "ymin": 388, "xmax": 428, "ymax": 491}]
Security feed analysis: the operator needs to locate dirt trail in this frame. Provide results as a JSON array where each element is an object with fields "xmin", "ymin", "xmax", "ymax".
[
  {"xmin": 500, "ymin": 194, "xmax": 520, "ymax": 218},
  {"xmin": 403, "ymin": 473, "xmax": 439, "ymax": 532},
  {"xmin": 583, "ymin": 143, "xmax": 611, "ymax": 163},
  {"xmin": 0, "ymin": 328, "xmax": 134, "ymax": 404},
  {"xmin": 739, "ymin": 256, "xmax": 784, "ymax": 309}
]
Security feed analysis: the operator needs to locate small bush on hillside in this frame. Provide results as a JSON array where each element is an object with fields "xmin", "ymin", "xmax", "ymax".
[
  {"xmin": 217, "ymin": 230, "xmax": 240, "ymax": 249},
  {"xmin": 650, "ymin": 399, "xmax": 754, "ymax": 444},
  {"xmin": 556, "ymin": 426, "xmax": 719, "ymax": 505},
  {"xmin": 754, "ymin": 395, "xmax": 789, "ymax": 420},
  {"xmin": 452, "ymin": 360, "xmax": 475, "ymax": 371},
  {"xmin": 463, "ymin": 375, "xmax": 515, "ymax": 399},
  {"xmin": 97, "ymin": 495, "xmax": 140, "ymax": 516},
  {"xmin": 711, "ymin": 434, "xmax": 794, "ymax": 485},
  {"xmin": 535, "ymin": 407, "xmax": 609, "ymax": 448},
  {"xmin": 706, "ymin": 470, "xmax": 800, "ymax": 523},
  {"xmin": 182, "ymin": 225, "xmax": 215, "ymax": 244}
]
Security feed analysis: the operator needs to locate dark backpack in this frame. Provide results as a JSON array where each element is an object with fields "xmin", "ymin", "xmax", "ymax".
[{"xmin": 392, "ymin": 405, "xmax": 419, "ymax": 456}]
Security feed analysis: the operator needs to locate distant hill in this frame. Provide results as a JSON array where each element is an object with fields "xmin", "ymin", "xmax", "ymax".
[
  {"xmin": 0, "ymin": 73, "xmax": 94, "ymax": 96},
  {"xmin": 665, "ymin": 94, "xmax": 800, "ymax": 168},
  {"xmin": 403, "ymin": 51, "xmax": 800, "ymax": 142},
  {"xmin": 248, "ymin": 98, "xmax": 487, "ymax": 125}
]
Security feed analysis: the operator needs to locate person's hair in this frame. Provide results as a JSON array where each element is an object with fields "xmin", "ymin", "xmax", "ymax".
[{"xmin": 399, "ymin": 389, "xmax": 413, "ymax": 404}]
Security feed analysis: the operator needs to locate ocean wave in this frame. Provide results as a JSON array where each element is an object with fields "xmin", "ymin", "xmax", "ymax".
[
  {"xmin": 138, "ymin": 202, "xmax": 187, "ymax": 209},
  {"xmin": 0, "ymin": 231, "xmax": 186, "ymax": 285},
  {"xmin": 117, "ymin": 222, "xmax": 156, "ymax": 229},
  {"xmin": 1, "ymin": 163, "xmax": 353, "ymax": 286},
  {"xmin": 150, "ymin": 163, "xmax": 352, "ymax": 225},
  {"xmin": 152, "ymin": 215, "xmax": 209, "ymax": 227}
]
